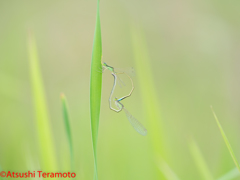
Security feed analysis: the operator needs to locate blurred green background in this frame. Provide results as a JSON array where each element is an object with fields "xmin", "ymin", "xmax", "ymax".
[{"xmin": 1, "ymin": 0, "xmax": 240, "ymax": 179}]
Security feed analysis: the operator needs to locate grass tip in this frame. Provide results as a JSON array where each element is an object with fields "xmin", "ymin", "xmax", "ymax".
[{"xmin": 60, "ymin": 93, "xmax": 65, "ymax": 99}]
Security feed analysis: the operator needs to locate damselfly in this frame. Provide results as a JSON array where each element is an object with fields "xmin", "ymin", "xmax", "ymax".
[
  {"xmin": 110, "ymin": 73, "xmax": 147, "ymax": 136},
  {"xmin": 103, "ymin": 62, "xmax": 134, "ymax": 112}
]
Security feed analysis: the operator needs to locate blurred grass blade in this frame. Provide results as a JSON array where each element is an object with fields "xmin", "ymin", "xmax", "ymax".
[
  {"xmin": 131, "ymin": 23, "xmax": 165, "ymax": 179},
  {"xmin": 61, "ymin": 93, "xmax": 74, "ymax": 171},
  {"xmin": 211, "ymin": 107, "xmax": 240, "ymax": 172},
  {"xmin": 189, "ymin": 139, "xmax": 214, "ymax": 180},
  {"xmin": 28, "ymin": 31, "xmax": 57, "ymax": 172},
  {"xmin": 90, "ymin": 0, "xmax": 102, "ymax": 179},
  {"xmin": 157, "ymin": 158, "xmax": 181, "ymax": 180},
  {"xmin": 217, "ymin": 168, "xmax": 240, "ymax": 180},
  {"xmin": 131, "ymin": 24, "xmax": 165, "ymax": 155}
]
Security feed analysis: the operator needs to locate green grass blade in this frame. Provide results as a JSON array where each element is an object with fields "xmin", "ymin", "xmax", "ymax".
[
  {"xmin": 131, "ymin": 23, "xmax": 167, "ymax": 179},
  {"xmin": 157, "ymin": 158, "xmax": 181, "ymax": 180},
  {"xmin": 90, "ymin": 0, "xmax": 102, "ymax": 179},
  {"xmin": 131, "ymin": 24, "xmax": 165, "ymax": 156},
  {"xmin": 189, "ymin": 139, "xmax": 214, "ymax": 180},
  {"xmin": 211, "ymin": 107, "xmax": 240, "ymax": 172},
  {"xmin": 217, "ymin": 168, "xmax": 240, "ymax": 180},
  {"xmin": 28, "ymin": 31, "xmax": 57, "ymax": 172},
  {"xmin": 131, "ymin": 24, "xmax": 165, "ymax": 179},
  {"xmin": 61, "ymin": 93, "xmax": 74, "ymax": 171}
]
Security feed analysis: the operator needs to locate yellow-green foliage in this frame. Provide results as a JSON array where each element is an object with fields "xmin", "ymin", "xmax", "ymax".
[
  {"xmin": 28, "ymin": 32, "xmax": 57, "ymax": 172},
  {"xmin": 90, "ymin": 0, "xmax": 102, "ymax": 179}
]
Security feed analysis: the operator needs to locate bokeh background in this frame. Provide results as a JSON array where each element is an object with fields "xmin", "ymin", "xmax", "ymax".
[{"xmin": 1, "ymin": 0, "xmax": 240, "ymax": 179}]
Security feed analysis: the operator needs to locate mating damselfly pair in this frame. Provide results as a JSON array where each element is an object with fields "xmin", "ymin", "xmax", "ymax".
[{"xmin": 102, "ymin": 62, "xmax": 147, "ymax": 136}]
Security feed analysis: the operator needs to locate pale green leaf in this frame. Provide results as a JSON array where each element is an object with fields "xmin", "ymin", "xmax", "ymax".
[
  {"xmin": 157, "ymin": 158, "xmax": 181, "ymax": 180},
  {"xmin": 28, "ymin": 31, "xmax": 57, "ymax": 172},
  {"xmin": 211, "ymin": 107, "xmax": 240, "ymax": 172},
  {"xmin": 189, "ymin": 139, "xmax": 214, "ymax": 180},
  {"xmin": 61, "ymin": 93, "xmax": 74, "ymax": 171},
  {"xmin": 90, "ymin": 0, "xmax": 102, "ymax": 179},
  {"xmin": 217, "ymin": 168, "xmax": 240, "ymax": 180}
]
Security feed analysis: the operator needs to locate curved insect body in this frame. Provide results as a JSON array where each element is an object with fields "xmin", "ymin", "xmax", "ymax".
[
  {"xmin": 103, "ymin": 61, "xmax": 147, "ymax": 136},
  {"xmin": 102, "ymin": 62, "xmax": 114, "ymax": 72},
  {"xmin": 109, "ymin": 72, "xmax": 122, "ymax": 112},
  {"xmin": 105, "ymin": 63, "xmax": 134, "ymax": 112}
]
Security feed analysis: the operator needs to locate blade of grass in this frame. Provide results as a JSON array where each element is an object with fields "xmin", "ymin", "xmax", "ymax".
[
  {"xmin": 157, "ymin": 157, "xmax": 181, "ymax": 180},
  {"xmin": 90, "ymin": 0, "xmax": 102, "ymax": 179},
  {"xmin": 131, "ymin": 24, "xmax": 165, "ymax": 154},
  {"xmin": 217, "ymin": 168, "xmax": 240, "ymax": 180},
  {"xmin": 131, "ymin": 23, "xmax": 165, "ymax": 179},
  {"xmin": 211, "ymin": 107, "xmax": 240, "ymax": 172},
  {"xmin": 189, "ymin": 139, "xmax": 214, "ymax": 180},
  {"xmin": 24, "ymin": 146, "xmax": 43, "ymax": 180},
  {"xmin": 28, "ymin": 31, "xmax": 57, "ymax": 172},
  {"xmin": 61, "ymin": 93, "xmax": 74, "ymax": 171}
]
